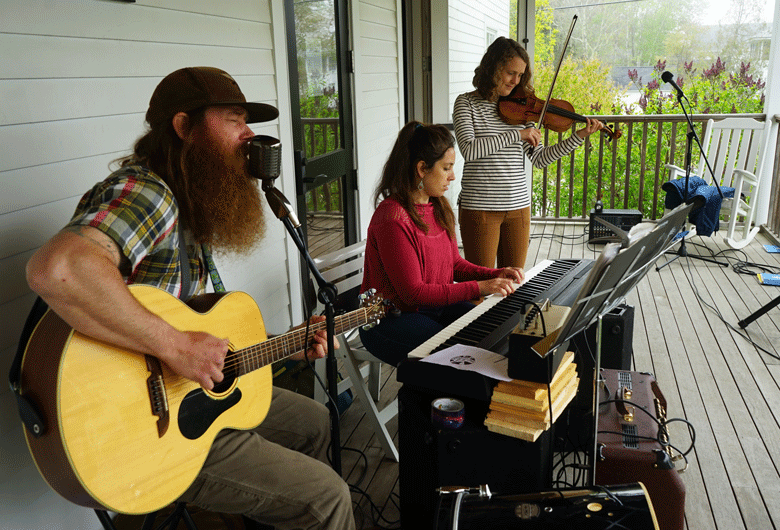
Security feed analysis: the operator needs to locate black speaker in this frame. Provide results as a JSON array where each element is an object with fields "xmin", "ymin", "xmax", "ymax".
[
  {"xmin": 398, "ymin": 386, "xmax": 552, "ymax": 530},
  {"xmin": 589, "ymin": 209, "xmax": 643, "ymax": 242},
  {"xmin": 585, "ymin": 303, "xmax": 634, "ymax": 370},
  {"xmin": 562, "ymin": 304, "xmax": 635, "ymax": 450}
]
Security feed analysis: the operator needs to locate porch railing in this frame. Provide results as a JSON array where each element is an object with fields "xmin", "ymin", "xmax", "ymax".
[
  {"xmin": 533, "ymin": 113, "xmax": 768, "ymax": 221},
  {"xmin": 304, "ymin": 113, "xmax": 780, "ymax": 239},
  {"xmin": 302, "ymin": 117, "xmax": 342, "ymax": 214}
]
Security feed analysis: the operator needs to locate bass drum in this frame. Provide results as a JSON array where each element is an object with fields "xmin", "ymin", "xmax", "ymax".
[{"xmin": 435, "ymin": 483, "xmax": 659, "ymax": 530}]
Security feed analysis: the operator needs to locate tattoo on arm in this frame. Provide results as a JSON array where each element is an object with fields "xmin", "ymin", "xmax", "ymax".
[{"xmin": 62, "ymin": 225, "xmax": 130, "ymax": 272}]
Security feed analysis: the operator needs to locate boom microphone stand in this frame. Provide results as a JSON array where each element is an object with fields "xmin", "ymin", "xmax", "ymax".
[
  {"xmin": 657, "ymin": 72, "xmax": 728, "ymax": 270},
  {"xmin": 249, "ymin": 135, "xmax": 342, "ymax": 474}
]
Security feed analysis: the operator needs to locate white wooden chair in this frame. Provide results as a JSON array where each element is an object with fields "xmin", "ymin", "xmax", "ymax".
[
  {"xmin": 312, "ymin": 240, "xmax": 399, "ymax": 462},
  {"xmin": 665, "ymin": 117, "xmax": 772, "ymax": 249}
]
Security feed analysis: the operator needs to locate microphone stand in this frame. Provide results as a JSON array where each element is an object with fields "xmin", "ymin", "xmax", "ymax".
[
  {"xmin": 656, "ymin": 82, "xmax": 728, "ymax": 270},
  {"xmin": 261, "ymin": 179, "xmax": 342, "ymax": 475}
]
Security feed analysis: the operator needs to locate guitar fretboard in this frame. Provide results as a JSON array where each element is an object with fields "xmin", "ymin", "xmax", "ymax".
[{"xmin": 228, "ymin": 308, "xmax": 373, "ymax": 376}]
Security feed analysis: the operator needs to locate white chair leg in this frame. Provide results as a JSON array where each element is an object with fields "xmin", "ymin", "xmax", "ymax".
[
  {"xmin": 313, "ymin": 355, "xmax": 368, "ymax": 405},
  {"xmin": 338, "ymin": 342, "xmax": 399, "ymax": 462},
  {"xmin": 367, "ymin": 361, "xmax": 382, "ymax": 402},
  {"xmin": 726, "ymin": 226, "xmax": 760, "ymax": 249}
]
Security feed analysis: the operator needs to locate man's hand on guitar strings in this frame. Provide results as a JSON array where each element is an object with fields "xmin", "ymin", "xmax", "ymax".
[
  {"xmin": 162, "ymin": 330, "xmax": 229, "ymax": 390},
  {"xmin": 289, "ymin": 315, "xmax": 340, "ymax": 360}
]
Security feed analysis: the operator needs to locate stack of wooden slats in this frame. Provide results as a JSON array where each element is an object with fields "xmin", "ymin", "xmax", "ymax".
[{"xmin": 484, "ymin": 350, "xmax": 579, "ymax": 442}]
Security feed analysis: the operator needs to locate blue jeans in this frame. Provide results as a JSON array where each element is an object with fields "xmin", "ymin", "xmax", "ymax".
[{"xmin": 358, "ymin": 301, "xmax": 475, "ymax": 366}]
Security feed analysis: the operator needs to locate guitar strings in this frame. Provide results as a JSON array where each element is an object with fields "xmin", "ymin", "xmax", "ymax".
[{"xmin": 157, "ymin": 307, "xmax": 372, "ymax": 392}]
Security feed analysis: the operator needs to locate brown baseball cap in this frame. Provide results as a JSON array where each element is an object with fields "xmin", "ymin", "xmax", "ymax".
[{"xmin": 146, "ymin": 66, "xmax": 279, "ymax": 126}]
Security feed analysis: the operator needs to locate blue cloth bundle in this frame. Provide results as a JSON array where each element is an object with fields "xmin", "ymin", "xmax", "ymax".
[{"xmin": 662, "ymin": 176, "xmax": 735, "ymax": 237}]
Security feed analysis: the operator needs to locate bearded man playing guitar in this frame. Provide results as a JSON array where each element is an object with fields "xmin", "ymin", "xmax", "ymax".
[{"xmin": 24, "ymin": 67, "xmax": 355, "ymax": 530}]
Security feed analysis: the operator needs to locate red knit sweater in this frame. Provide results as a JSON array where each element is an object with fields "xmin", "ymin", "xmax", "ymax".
[{"xmin": 361, "ymin": 198, "xmax": 500, "ymax": 312}]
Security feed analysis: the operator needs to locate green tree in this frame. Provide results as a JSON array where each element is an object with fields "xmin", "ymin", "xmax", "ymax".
[
  {"xmin": 534, "ymin": 0, "xmax": 558, "ymax": 65},
  {"xmin": 715, "ymin": 0, "xmax": 772, "ymax": 68},
  {"xmin": 530, "ymin": 57, "xmax": 767, "ymax": 219}
]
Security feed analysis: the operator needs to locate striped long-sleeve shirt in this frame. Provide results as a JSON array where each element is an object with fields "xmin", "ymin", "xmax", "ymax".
[{"xmin": 453, "ymin": 91, "xmax": 584, "ymax": 210}]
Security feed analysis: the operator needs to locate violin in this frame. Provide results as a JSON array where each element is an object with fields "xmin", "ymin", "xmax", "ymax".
[{"xmin": 498, "ymin": 88, "xmax": 622, "ymax": 141}]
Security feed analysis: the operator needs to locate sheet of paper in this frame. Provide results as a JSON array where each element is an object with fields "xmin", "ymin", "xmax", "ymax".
[{"xmin": 419, "ymin": 344, "xmax": 512, "ymax": 381}]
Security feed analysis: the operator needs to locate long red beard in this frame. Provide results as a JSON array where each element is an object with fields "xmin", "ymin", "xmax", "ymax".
[{"xmin": 180, "ymin": 131, "xmax": 266, "ymax": 255}]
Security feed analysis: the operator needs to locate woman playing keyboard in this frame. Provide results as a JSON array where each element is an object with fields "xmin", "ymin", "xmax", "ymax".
[{"xmin": 358, "ymin": 121, "xmax": 524, "ymax": 366}]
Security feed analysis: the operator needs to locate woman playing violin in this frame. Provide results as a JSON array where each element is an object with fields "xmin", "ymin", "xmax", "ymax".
[{"xmin": 454, "ymin": 36, "xmax": 604, "ymax": 270}]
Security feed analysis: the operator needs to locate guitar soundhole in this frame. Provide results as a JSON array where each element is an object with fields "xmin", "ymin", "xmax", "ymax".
[
  {"xmin": 178, "ymin": 383, "xmax": 242, "ymax": 440},
  {"xmin": 212, "ymin": 372, "xmax": 236, "ymax": 394}
]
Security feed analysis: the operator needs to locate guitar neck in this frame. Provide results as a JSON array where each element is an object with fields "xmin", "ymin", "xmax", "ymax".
[{"xmin": 232, "ymin": 309, "xmax": 368, "ymax": 376}]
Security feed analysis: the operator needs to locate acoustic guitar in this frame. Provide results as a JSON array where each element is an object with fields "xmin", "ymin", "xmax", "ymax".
[{"xmin": 19, "ymin": 284, "xmax": 385, "ymax": 514}]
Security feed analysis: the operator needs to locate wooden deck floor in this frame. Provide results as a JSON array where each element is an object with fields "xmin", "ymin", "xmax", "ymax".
[{"xmin": 338, "ymin": 221, "xmax": 780, "ymax": 530}]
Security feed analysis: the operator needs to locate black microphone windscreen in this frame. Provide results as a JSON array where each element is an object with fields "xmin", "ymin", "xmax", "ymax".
[
  {"xmin": 661, "ymin": 71, "xmax": 674, "ymax": 83},
  {"xmin": 248, "ymin": 135, "xmax": 282, "ymax": 181}
]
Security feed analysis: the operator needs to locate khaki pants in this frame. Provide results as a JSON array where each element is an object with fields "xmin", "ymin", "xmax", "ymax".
[
  {"xmin": 459, "ymin": 206, "xmax": 531, "ymax": 269},
  {"xmin": 179, "ymin": 387, "xmax": 354, "ymax": 530}
]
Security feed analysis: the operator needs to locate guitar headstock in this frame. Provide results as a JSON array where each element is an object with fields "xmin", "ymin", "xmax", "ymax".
[{"xmin": 358, "ymin": 289, "xmax": 388, "ymax": 329}]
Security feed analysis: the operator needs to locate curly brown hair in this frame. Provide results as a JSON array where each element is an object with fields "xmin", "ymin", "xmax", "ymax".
[{"xmin": 472, "ymin": 36, "xmax": 533, "ymax": 101}]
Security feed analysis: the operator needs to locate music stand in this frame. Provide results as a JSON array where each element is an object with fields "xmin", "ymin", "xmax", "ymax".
[{"xmin": 530, "ymin": 202, "xmax": 695, "ymax": 484}]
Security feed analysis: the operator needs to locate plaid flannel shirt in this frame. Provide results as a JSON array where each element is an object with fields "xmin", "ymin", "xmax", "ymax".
[{"xmin": 67, "ymin": 164, "xmax": 206, "ymax": 298}]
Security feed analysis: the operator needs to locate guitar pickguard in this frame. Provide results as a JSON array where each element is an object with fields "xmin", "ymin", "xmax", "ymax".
[{"xmin": 178, "ymin": 387, "xmax": 242, "ymax": 440}]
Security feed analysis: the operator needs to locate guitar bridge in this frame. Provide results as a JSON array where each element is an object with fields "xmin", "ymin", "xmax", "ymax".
[{"xmin": 145, "ymin": 355, "xmax": 170, "ymax": 437}]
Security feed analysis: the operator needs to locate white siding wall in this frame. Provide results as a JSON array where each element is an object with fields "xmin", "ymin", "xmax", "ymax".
[
  {"xmin": 430, "ymin": 0, "xmax": 510, "ymax": 224},
  {"xmin": 352, "ymin": 0, "xmax": 405, "ymax": 237},
  {"xmin": 0, "ymin": 1, "xmax": 297, "ymax": 528},
  {"xmin": 448, "ymin": 0, "xmax": 510, "ymax": 117}
]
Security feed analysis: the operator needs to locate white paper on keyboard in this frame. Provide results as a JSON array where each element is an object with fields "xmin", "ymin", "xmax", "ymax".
[{"xmin": 419, "ymin": 344, "xmax": 513, "ymax": 381}]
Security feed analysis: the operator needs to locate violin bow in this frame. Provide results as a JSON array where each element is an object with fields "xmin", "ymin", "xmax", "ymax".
[{"xmin": 535, "ymin": 15, "xmax": 578, "ymax": 134}]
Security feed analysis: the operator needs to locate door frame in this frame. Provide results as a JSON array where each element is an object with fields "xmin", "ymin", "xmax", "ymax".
[{"xmin": 284, "ymin": 0, "xmax": 358, "ymax": 310}]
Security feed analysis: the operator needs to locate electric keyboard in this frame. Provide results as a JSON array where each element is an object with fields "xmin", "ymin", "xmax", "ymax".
[
  {"xmin": 409, "ymin": 258, "xmax": 593, "ymax": 359},
  {"xmin": 397, "ymin": 258, "xmax": 594, "ymax": 400}
]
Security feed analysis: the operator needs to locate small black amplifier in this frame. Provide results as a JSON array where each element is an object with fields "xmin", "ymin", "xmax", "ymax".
[{"xmin": 589, "ymin": 209, "xmax": 643, "ymax": 242}]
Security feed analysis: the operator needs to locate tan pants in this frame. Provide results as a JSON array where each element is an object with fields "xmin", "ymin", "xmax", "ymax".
[
  {"xmin": 178, "ymin": 387, "xmax": 354, "ymax": 530},
  {"xmin": 459, "ymin": 206, "xmax": 531, "ymax": 269}
]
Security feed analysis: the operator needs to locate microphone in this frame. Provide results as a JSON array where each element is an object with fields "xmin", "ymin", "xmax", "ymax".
[
  {"xmin": 248, "ymin": 135, "xmax": 282, "ymax": 183},
  {"xmin": 661, "ymin": 71, "xmax": 685, "ymax": 100},
  {"xmin": 249, "ymin": 135, "xmax": 301, "ymax": 226}
]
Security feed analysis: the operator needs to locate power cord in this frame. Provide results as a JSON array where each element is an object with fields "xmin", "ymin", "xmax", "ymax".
[
  {"xmin": 349, "ymin": 482, "xmax": 400, "ymax": 529},
  {"xmin": 530, "ymin": 231, "xmax": 590, "ymax": 246}
]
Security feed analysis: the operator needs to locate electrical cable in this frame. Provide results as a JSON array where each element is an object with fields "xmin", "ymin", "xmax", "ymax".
[
  {"xmin": 681, "ymin": 254, "xmax": 780, "ymax": 362},
  {"xmin": 301, "ymin": 310, "xmax": 399, "ymax": 529}
]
